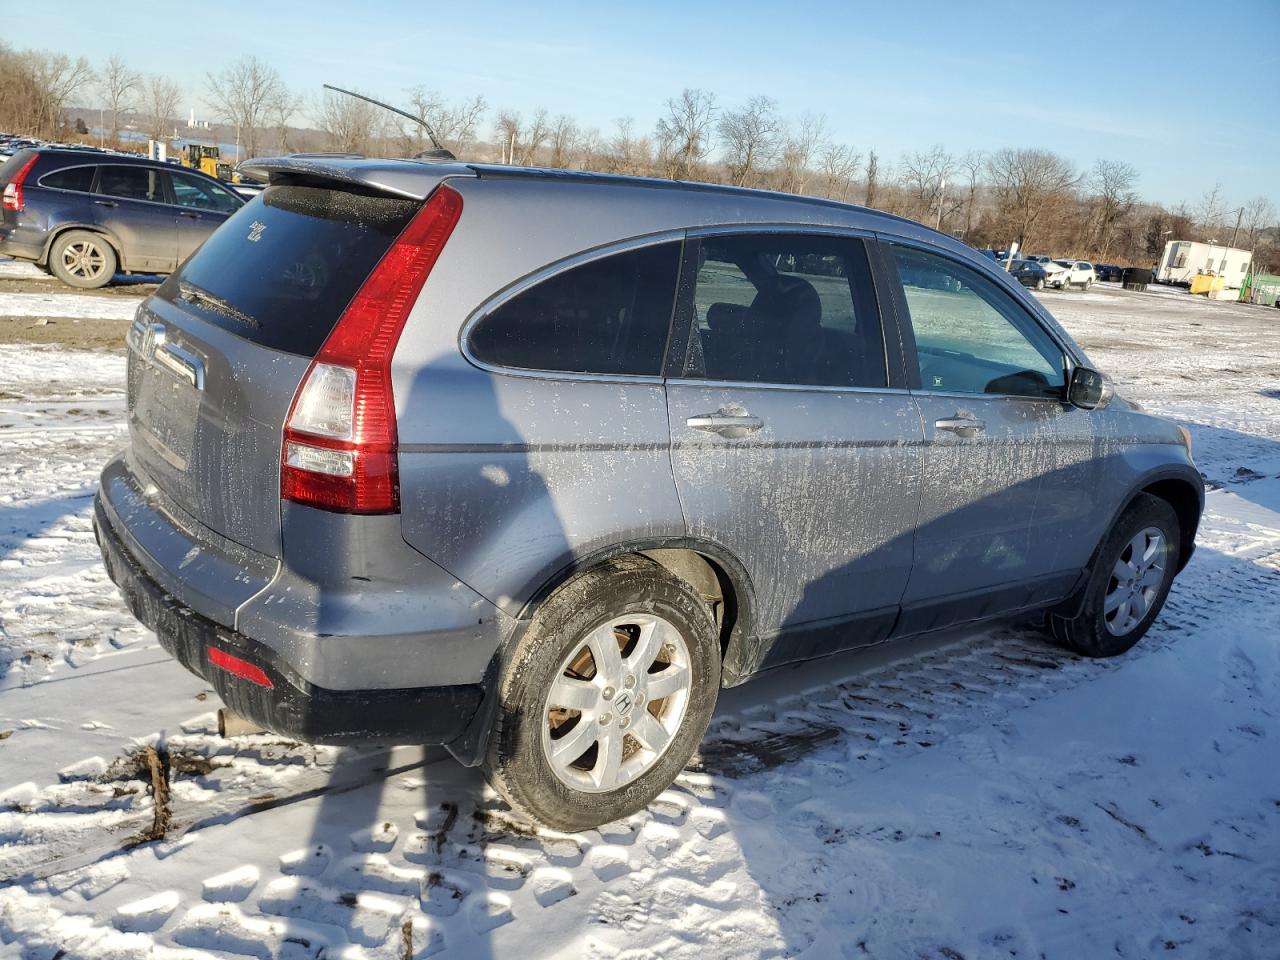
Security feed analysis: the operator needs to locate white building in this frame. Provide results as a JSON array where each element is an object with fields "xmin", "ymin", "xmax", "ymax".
[{"xmin": 1156, "ymin": 239, "xmax": 1252, "ymax": 289}]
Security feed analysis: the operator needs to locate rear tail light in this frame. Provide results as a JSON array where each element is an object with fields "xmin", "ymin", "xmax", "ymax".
[
  {"xmin": 1, "ymin": 154, "xmax": 38, "ymax": 212},
  {"xmin": 281, "ymin": 185, "xmax": 463, "ymax": 514}
]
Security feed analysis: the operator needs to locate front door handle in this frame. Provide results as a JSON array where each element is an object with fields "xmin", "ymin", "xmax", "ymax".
[
  {"xmin": 177, "ymin": 211, "xmax": 201, "ymax": 219},
  {"xmin": 92, "ymin": 199, "xmax": 118, "ymax": 208},
  {"xmin": 935, "ymin": 416, "xmax": 986, "ymax": 438},
  {"xmin": 687, "ymin": 409, "xmax": 763, "ymax": 439}
]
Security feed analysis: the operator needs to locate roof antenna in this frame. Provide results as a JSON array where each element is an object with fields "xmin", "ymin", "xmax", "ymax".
[{"xmin": 322, "ymin": 83, "xmax": 457, "ymax": 160}]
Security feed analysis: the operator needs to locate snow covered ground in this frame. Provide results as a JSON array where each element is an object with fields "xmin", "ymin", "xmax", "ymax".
[{"xmin": 0, "ymin": 283, "xmax": 1277, "ymax": 959}]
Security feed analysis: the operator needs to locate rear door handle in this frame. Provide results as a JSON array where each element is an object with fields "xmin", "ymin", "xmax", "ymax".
[
  {"xmin": 177, "ymin": 211, "xmax": 201, "ymax": 219},
  {"xmin": 687, "ymin": 413, "xmax": 763, "ymax": 438},
  {"xmin": 935, "ymin": 416, "xmax": 986, "ymax": 438},
  {"xmin": 92, "ymin": 199, "xmax": 118, "ymax": 208}
]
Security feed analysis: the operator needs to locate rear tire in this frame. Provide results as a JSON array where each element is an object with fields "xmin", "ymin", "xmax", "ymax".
[
  {"xmin": 483, "ymin": 555, "xmax": 720, "ymax": 832},
  {"xmin": 48, "ymin": 230, "xmax": 116, "ymax": 289},
  {"xmin": 1048, "ymin": 494, "xmax": 1180, "ymax": 657}
]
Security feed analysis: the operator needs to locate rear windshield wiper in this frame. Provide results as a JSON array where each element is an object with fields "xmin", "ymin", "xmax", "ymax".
[{"xmin": 177, "ymin": 281, "xmax": 259, "ymax": 329}]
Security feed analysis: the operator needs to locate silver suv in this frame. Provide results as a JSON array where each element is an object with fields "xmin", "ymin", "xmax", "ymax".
[{"xmin": 95, "ymin": 157, "xmax": 1202, "ymax": 830}]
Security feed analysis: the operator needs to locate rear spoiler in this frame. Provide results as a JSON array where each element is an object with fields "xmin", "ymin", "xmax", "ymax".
[{"xmin": 238, "ymin": 154, "xmax": 476, "ymax": 200}]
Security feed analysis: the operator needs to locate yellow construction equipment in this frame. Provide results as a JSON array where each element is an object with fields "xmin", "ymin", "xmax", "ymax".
[{"xmin": 182, "ymin": 143, "xmax": 234, "ymax": 181}]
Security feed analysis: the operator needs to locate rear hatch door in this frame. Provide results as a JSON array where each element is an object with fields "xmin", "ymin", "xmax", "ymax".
[{"xmin": 128, "ymin": 180, "xmax": 429, "ymax": 557}]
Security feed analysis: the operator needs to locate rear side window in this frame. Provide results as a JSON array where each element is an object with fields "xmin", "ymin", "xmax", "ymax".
[
  {"xmin": 39, "ymin": 166, "xmax": 95, "ymax": 192},
  {"xmin": 682, "ymin": 233, "xmax": 886, "ymax": 389},
  {"xmin": 97, "ymin": 165, "xmax": 167, "ymax": 203},
  {"xmin": 155, "ymin": 184, "xmax": 419, "ymax": 356},
  {"xmin": 468, "ymin": 242, "xmax": 681, "ymax": 376}
]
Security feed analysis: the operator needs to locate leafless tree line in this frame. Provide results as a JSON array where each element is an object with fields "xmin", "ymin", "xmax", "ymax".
[{"xmin": 3, "ymin": 41, "xmax": 1276, "ymax": 271}]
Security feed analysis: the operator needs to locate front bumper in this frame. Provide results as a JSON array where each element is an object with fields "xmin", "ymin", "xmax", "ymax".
[{"xmin": 94, "ymin": 496, "xmax": 484, "ymax": 745}]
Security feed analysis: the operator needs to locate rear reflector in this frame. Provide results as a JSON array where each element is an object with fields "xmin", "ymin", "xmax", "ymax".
[
  {"xmin": 208, "ymin": 647, "xmax": 274, "ymax": 688},
  {"xmin": 1, "ymin": 154, "xmax": 38, "ymax": 212},
  {"xmin": 281, "ymin": 184, "xmax": 464, "ymax": 514}
]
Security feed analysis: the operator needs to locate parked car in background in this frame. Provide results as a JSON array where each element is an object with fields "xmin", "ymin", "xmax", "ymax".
[
  {"xmin": 95, "ymin": 155, "xmax": 1202, "ymax": 831},
  {"xmin": 1054, "ymin": 259, "xmax": 1097, "ymax": 289},
  {"xmin": 1095, "ymin": 263, "xmax": 1124, "ymax": 282},
  {"xmin": 1010, "ymin": 258, "xmax": 1049, "ymax": 289},
  {"xmin": 1026, "ymin": 255, "xmax": 1071, "ymax": 288},
  {"xmin": 0, "ymin": 147, "xmax": 244, "ymax": 288}
]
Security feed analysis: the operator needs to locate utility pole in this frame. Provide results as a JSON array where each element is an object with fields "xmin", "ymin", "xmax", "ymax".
[
  {"xmin": 1228, "ymin": 206, "xmax": 1244, "ymax": 252},
  {"xmin": 935, "ymin": 177, "xmax": 946, "ymax": 231}
]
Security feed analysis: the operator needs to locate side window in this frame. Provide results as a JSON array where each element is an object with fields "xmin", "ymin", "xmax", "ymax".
[
  {"xmin": 684, "ymin": 233, "xmax": 886, "ymax": 389},
  {"xmin": 468, "ymin": 242, "xmax": 680, "ymax": 376},
  {"xmin": 97, "ymin": 165, "xmax": 167, "ymax": 204},
  {"xmin": 891, "ymin": 245, "xmax": 1065, "ymax": 399},
  {"xmin": 39, "ymin": 166, "xmax": 95, "ymax": 192},
  {"xmin": 170, "ymin": 171, "xmax": 240, "ymax": 214}
]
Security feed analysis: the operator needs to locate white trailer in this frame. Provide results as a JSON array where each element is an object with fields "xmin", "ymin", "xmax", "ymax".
[{"xmin": 1156, "ymin": 239, "xmax": 1252, "ymax": 288}]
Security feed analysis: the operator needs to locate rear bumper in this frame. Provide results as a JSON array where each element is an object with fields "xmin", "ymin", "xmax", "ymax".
[
  {"xmin": 0, "ymin": 227, "xmax": 42, "ymax": 262},
  {"xmin": 94, "ymin": 495, "xmax": 484, "ymax": 745}
]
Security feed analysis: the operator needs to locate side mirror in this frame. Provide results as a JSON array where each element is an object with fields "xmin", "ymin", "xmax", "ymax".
[{"xmin": 1068, "ymin": 366, "xmax": 1112, "ymax": 410}]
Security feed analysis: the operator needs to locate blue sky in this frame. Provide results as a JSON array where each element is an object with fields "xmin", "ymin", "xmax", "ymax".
[{"xmin": 17, "ymin": 0, "xmax": 1279, "ymax": 207}]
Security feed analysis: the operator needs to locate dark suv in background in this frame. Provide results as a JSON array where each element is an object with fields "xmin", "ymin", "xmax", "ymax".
[{"xmin": 0, "ymin": 148, "xmax": 244, "ymax": 288}]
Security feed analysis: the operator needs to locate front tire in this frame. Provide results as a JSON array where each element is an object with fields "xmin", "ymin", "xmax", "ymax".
[
  {"xmin": 1048, "ymin": 494, "xmax": 1180, "ymax": 657},
  {"xmin": 483, "ymin": 555, "xmax": 720, "ymax": 832},
  {"xmin": 48, "ymin": 231, "xmax": 116, "ymax": 289},
  {"xmin": 1035, "ymin": 278, "xmax": 1045, "ymax": 290}
]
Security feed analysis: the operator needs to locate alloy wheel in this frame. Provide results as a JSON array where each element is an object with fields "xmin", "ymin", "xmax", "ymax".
[
  {"xmin": 60, "ymin": 239, "xmax": 108, "ymax": 282},
  {"xmin": 541, "ymin": 613, "xmax": 693, "ymax": 793},
  {"xmin": 1103, "ymin": 526, "xmax": 1167, "ymax": 636}
]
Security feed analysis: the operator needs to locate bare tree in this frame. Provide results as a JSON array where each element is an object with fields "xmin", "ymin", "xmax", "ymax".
[
  {"xmin": 404, "ymin": 87, "xmax": 486, "ymax": 156},
  {"xmin": 655, "ymin": 88, "xmax": 716, "ymax": 180},
  {"xmin": 494, "ymin": 110, "xmax": 521, "ymax": 163},
  {"xmin": 205, "ymin": 55, "xmax": 286, "ymax": 160},
  {"xmin": 1088, "ymin": 159, "xmax": 1138, "ymax": 258},
  {"xmin": 268, "ymin": 88, "xmax": 304, "ymax": 154},
  {"xmin": 777, "ymin": 113, "xmax": 826, "ymax": 196},
  {"xmin": 1241, "ymin": 195, "xmax": 1277, "ymax": 251},
  {"xmin": 900, "ymin": 145, "xmax": 956, "ymax": 226},
  {"xmin": 27, "ymin": 51, "xmax": 94, "ymax": 139},
  {"xmin": 818, "ymin": 141, "xmax": 861, "ymax": 202},
  {"xmin": 985, "ymin": 147, "xmax": 1079, "ymax": 248},
  {"xmin": 864, "ymin": 150, "xmax": 879, "ymax": 208},
  {"xmin": 316, "ymin": 87, "xmax": 387, "ymax": 155},
  {"xmin": 718, "ymin": 96, "xmax": 781, "ymax": 187},
  {"xmin": 97, "ymin": 55, "xmax": 141, "ymax": 145},
  {"xmin": 576, "ymin": 126, "xmax": 604, "ymax": 172},
  {"xmin": 143, "ymin": 74, "xmax": 181, "ymax": 143},
  {"xmin": 605, "ymin": 116, "xmax": 653, "ymax": 176},
  {"xmin": 958, "ymin": 150, "xmax": 985, "ymax": 239},
  {"xmin": 516, "ymin": 108, "xmax": 550, "ymax": 165},
  {"xmin": 1194, "ymin": 183, "xmax": 1227, "ymax": 240},
  {"xmin": 547, "ymin": 114, "xmax": 579, "ymax": 169}
]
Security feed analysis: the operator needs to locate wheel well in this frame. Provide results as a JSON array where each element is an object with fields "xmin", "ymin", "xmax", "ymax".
[
  {"xmin": 1140, "ymin": 478, "xmax": 1201, "ymax": 571},
  {"xmin": 42, "ymin": 226, "xmax": 121, "ymax": 268},
  {"xmin": 639, "ymin": 549, "xmax": 740, "ymax": 659}
]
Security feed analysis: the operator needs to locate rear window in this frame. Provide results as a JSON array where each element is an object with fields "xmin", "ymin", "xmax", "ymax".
[
  {"xmin": 39, "ymin": 165, "xmax": 95, "ymax": 193},
  {"xmin": 156, "ymin": 184, "xmax": 420, "ymax": 356}
]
